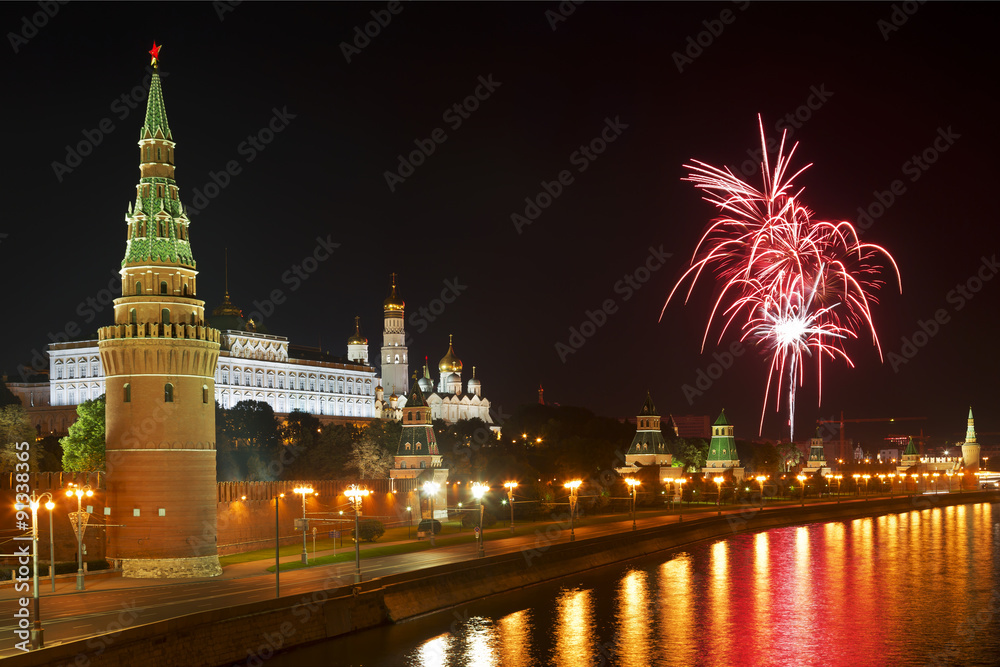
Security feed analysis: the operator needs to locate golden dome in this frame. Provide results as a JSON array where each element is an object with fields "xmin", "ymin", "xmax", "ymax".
[
  {"xmin": 438, "ymin": 334, "xmax": 463, "ymax": 374},
  {"xmin": 347, "ymin": 316, "xmax": 367, "ymax": 345},
  {"xmin": 383, "ymin": 273, "xmax": 404, "ymax": 311}
]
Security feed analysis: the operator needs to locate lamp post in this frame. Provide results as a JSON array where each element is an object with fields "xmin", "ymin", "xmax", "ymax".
[
  {"xmin": 625, "ymin": 478, "xmax": 640, "ymax": 531},
  {"xmin": 797, "ymin": 475, "xmax": 807, "ymax": 508},
  {"xmin": 17, "ymin": 492, "xmax": 53, "ymax": 649},
  {"xmin": 946, "ymin": 471, "xmax": 954, "ymax": 493},
  {"xmin": 887, "ymin": 474, "xmax": 895, "ymax": 498},
  {"xmin": 345, "ymin": 485, "xmax": 369, "ymax": 583},
  {"xmin": 274, "ymin": 492, "xmax": 284, "ymax": 598},
  {"xmin": 922, "ymin": 472, "xmax": 929, "ymax": 494},
  {"xmin": 863, "ymin": 474, "xmax": 871, "ymax": 499},
  {"xmin": 833, "ymin": 474, "xmax": 843, "ymax": 503},
  {"xmin": 755, "ymin": 475, "xmax": 767, "ymax": 509},
  {"xmin": 293, "ymin": 487, "xmax": 314, "ymax": 565},
  {"xmin": 422, "ymin": 481, "xmax": 440, "ymax": 546},
  {"xmin": 45, "ymin": 500, "xmax": 55, "ymax": 593},
  {"xmin": 66, "ymin": 484, "xmax": 93, "ymax": 591},
  {"xmin": 471, "ymin": 482, "xmax": 487, "ymax": 558},
  {"xmin": 714, "ymin": 476, "xmax": 725, "ymax": 516},
  {"xmin": 932, "ymin": 472, "xmax": 940, "ymax": 494},
  {"xmin": 504, "ymin": 482, "xmax": 517, "ymax": 533},
  {"xmin": 564, "ymin": 480, "xmax": 582, "ymax": 541},
  {"xmin": 406, "ymin": 506, "xmax": 412, "ymax": 539},
  {"xmin": 910, "ymin": 474, "xmax": 919, "ymax": 496},
  {"xmin": 852, "ymin": 473, "xmax": 861, "ymax": 497}
]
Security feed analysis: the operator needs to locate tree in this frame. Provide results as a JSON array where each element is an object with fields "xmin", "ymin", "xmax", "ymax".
[
  {"xmin": 59, "ymin": 396, "xmax": 106, "ymax": 472},
  {"xmin": 353, "ymin": 518, "xmax": 385, "ymax": 543},
  {"xmin": 349, "ymin": 434, "xmax": 393, "ymax": 479},
  {"xmin": 0, "ymin": 377, "xmax": 21, "ymax": 408},
  {"xmin": 776, "ymin": 441, "xmax": 803, "ymax": 472},
  {"xmin": 674, "ymin": 438, "xmax": 709, "ymax": 471},
  {"xmin": 216, "ymin": 400, "xmax": 281, "ymax": 481},
  {"xmin": 0, "ymin": 405, "xmax": 38, "ymax": 472}
]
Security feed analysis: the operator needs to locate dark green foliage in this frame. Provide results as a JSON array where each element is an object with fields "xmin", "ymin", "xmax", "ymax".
[
  {"xmin": 59, "ymin": 396, "xmax": 106, "ymax": 472},
  {"xmin": 353, "ymin": 518, "xmax": 385, "ymax": 543}
]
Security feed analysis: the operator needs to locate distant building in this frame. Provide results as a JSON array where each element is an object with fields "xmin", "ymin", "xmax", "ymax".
[
  {"xmin": 670, "ymin": 414, "xmax": 711, "ymax": 439},
  {"xmin": 801, "ymin": 431, "xmax": 831, "ymax": 477}
]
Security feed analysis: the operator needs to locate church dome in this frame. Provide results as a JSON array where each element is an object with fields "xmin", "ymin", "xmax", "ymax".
[
  {"xmin": 383, "ymin": 274, "xmax": 404, "ymax": 311},
  {"xmin": 347, "ymin": 316, "xmax": 367, "ymax": 345},
  {"xmin": 467, "ymin": 366, "xmax": 481, "ymax": 391},
  {"xmin": 438, "ymin": 335, "xmax": 463, "ymax": 373},
  {"xmin": 418, "ymin": 376, "xmax": 433, "ymax": 393},
  {"xmin": 209, "ymin": 293, "xmax": 246, "ymax": 331}
]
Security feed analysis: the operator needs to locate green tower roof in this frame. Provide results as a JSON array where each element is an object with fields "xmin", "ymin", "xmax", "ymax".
[
  {"xmin": 638, "ymin": 392, "xmax": 658, "ymax": 417},
  {"xmin": 141, "ymin": 66, "xmax": 172, "ymax": 140},
  {"xmin": 714, "ymin": 409, "xmax": 730, "ymax": 426},
  {"xmin": 903, "ymin": 437, "xmax": 918, "ymax": 456}
]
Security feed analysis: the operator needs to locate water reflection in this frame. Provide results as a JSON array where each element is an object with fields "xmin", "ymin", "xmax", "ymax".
[
  {"xmin": 551, "ymin": 588, "xmax": 594, "ymax": 667},
  {"xmin": 340, "ymin": 503, "xmax": 999, "ymax": 667}
]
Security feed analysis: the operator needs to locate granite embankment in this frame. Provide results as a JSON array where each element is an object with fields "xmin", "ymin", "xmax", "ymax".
[{"xmin": 7, "ymin": 490, "xmax": 997, "ymax": 667}]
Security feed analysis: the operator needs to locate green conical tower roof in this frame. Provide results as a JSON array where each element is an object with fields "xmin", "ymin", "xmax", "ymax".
[
  {"xmin": 638, "ymin": 392, "xmax": 657, "ymax": 417},
  {"xmin": 903, "ymin": 437, "xmax": 918, "ymax": 456},
  {"xmin": 714, "ymin": 409, "xmax": 731, "ymax": 426},
  {"xmin": 141, "ymin": 44, "xmax": 172, "ymax": 140}
]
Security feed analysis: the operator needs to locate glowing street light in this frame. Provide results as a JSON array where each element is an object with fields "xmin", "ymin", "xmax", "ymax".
[
  {"xmin": 862, "ymin": 474, "xmax": 871, "ymax": 499},
  {"xmin": 344, "ymin": 485, "xmax": 370, "ymax": 582},
  {"xmin": 946, "ymin": 471, "xmax": 954, "ymax": 493},
  {"xmin": 16, "ymin": 491, "xmax": 53, "ymax": 648},
  {"xmin": 755, "ymin": 475, "xmax": 767, "ymax": 509},
  {"xmin": 422, "ymin": 481, "xmax": 440, "ymax": 546},
  {"xmin": 669, "ymin": 478, "xmax": 687, "ymax": 522},
  {"xmin": 625, "ymin": 478, "xmax": 640, "ymax": 531},
  {"xmin": 797, "ymin": 475, "xmax": 807, "ymax": 507},
  {"xmin": 406, "ymin": 506, "xmax": 412, "ymax": 539},
  {"xmin": 274, "ymin": 492, "xmax": 284, "ymax": 598},
  {"xmin": 887, "ymin": 473, "xmax": 896, "ymax": 498},
  {"xmin": 65, "ymin": 484, "xmax": 93, "ymax": 591},
  {"xmin": 714, "ymin": 476, "xmax": 725, "ymax": 515},
  {"xmin": 564, "ymin": 480, "xmax": 582, "ymax": 541},
  {"xmin": 293, "ymin": 487, "xmax": 314, "ymax": 564},
  {"xmin": 503, "ymin": 482, "xmax": 518, "ymax": 533},
  {"xmin": 471, "ymin": 482, "xmax": 488, "ymax": 558},
  {"xmin": 932, "ymin": 472, "xmax": 940, "ymax": 494},
  {"xmin": 44, "ymin": 500, "xmax": 54, "ymax": 594}
]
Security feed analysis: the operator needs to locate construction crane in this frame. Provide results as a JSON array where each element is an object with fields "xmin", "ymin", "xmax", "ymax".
[{"xmin": 816, "ymin": 412, "xmax": 928, "ymax": 462}]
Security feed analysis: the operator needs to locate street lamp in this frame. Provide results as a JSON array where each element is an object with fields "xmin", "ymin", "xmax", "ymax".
[
  {"xmin": 503, "ymin": 481, "xmax": 518, "ymax": 533},
  {"xmin": 888, "ymin": 473, "xmax": 896, "ymax": 498},
  {"xmin": 852, "ymin": 473, "xmax": 861, "ymax": 497},
  {"xmin": 293, "ymin": 487, "xmax": 314, "ymax": 565},
  {"xmin": 755, "ymin": 475, "xmax": 767, "ymax": 509},
  {"xmin": 932, "ymin": 472, "xmax": 940, "ymax": 494},
  {"xmin": 422, "ymin": 481, "xmax": 440, "ymax": 546},
  {"xmin": 714, "ymin": 476, "xmax": 725, "ymax": 515},
  {"xmin": 16, "ymin": 492, "xmax": 53, "ymax": 648},
  {"xmin": 471, "ymin": 482, "xmax": 487, "ymax": 558},
  {"xmin": 625, "ymin": 478, "xmax": 640, "ymax": 530},
  {"xmin": 344, "ymin": 485, "xmax": 369, "ymax": 583},
  {"xmin": 406, "ymin": 506, "xmax": 412, "ymax": 539},
  {"xmin": 669, "ymin": 478, "xmax": 687, "ymax": 522},
  {"xmin": 43, "ymin": 500, "xmax": 55, "ymax": 593},
  {"xmin": 564, "ymin": 480, "xmax": 582, "ymax": 541},
  {"xmin": 65, "ymin": 484, "xmax": 93, "ymax": 591},
  {"xmin": 862, "ymin": 474, "xmax": 871, "ymax": 499},
  {"xmin": 797, "ymin": 475, "xmax": 807, "ymax": 508},
  {"xmin": 922, "ymin": 472, "xmax": 929, "ymax": 494},
  {"xmin": 946, "ymin": 471, "xmax": 954, "ymax": 493},
  {"xmin": 910, "ymin": 474, "xmax": 919, "ymax": 495}
]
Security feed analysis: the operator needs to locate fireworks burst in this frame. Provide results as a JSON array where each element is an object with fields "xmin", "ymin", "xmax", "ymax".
[{"xmin": 663, "ymin": 118, "xmax": 900, "ymax": 442}]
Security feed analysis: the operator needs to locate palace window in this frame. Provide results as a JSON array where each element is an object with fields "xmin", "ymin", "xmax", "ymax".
[
  {"xmin": 256, "ymin": 372, "xmax": 263, "ymax": 388},
  {"xmin": 309, "ymin": 378, "xmax": 315, "ymax": 391},
  {"xmin": 68, "ymin": 389, "xmax": 76, "ymax": 404},
  {"xmin": 222, "ymin": 370, "xmax": 229, "ymax": 384},
  {"xmin": 56, "ymin": 365, "xmax": 63, "ymax": 380},
  {"xmin": 278, "ymin": 376, "xmax": 284, "ymax": 389}
]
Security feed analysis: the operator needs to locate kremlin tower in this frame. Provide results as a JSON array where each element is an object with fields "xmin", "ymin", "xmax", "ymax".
[
  {"xmin": 962, "ymin": 407, "xmax": 980, "ymax": 472},
  {"xmin": 98, "ymin": 44, "xmax": 222, "ymax": 577}
]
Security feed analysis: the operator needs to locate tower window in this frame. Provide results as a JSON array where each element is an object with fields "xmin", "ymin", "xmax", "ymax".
[
  {"xmin": 123, "ymin": 383, "xmax": 131, "ymax": 403},
  {"xmin": 183, "ymin": 284, "xmax": 188, "ymax": 296},
  {"xmin": 162, "ymin": 308, "xmax": 170, "ymax": 325},
  {"xmin": 157, "ymin": 147, "xmax": 161, "ymax": 161},
  {"xmin": 160, "ymin": 281, "xmax": 168, "ymax": 295},
  {"xmin": 203, "ymin": 385, "xmax": 209, "ymax": 404},
  {"xmin": 130, "ymin": 308, "xmax": 137, "ymax": 324},
  {"xmin": 145, "ymin": 146, "xmax": 150, "ymax": 160},
  {"xmin": 164, "ymin": 383, "xmax": 174, "ymax": 402},
  {"xmin": 135, "ymin": 281, "xmax": 142, "ymax": 295}
]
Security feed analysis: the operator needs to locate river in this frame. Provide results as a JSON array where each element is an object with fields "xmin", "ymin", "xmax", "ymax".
[{"xmin": 272, "ymin": 502, "xmax": 999, "ymax": 666}]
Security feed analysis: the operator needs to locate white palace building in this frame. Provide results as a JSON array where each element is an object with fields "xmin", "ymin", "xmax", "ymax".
[{"xmin": 30, "ymin": 277, "xmax": 493, "ymax": 433}]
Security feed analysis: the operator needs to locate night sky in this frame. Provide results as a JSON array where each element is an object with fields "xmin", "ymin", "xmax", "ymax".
[{"xmin": 3, "ymin": 2, "xmax": 997, "ymax": 447}]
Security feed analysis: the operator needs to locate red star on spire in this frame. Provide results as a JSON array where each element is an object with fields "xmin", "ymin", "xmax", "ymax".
[{"xmin": 149, "ymin": 42, "xmax": 162, "ymax": 67}]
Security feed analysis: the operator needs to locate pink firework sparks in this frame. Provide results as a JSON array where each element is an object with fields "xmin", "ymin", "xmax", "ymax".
[{"xmin": 663, "ymin": 118, "xmax": 900, "ymax": 442}]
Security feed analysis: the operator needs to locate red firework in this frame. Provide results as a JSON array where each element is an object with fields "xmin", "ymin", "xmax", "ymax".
[{"xmin": 663, "ymin": 118, "xmax": 900, "ymax": 441}]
